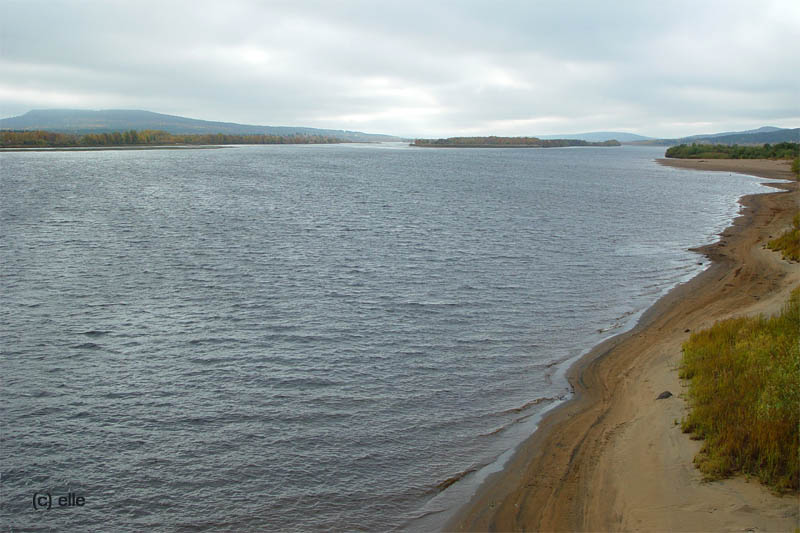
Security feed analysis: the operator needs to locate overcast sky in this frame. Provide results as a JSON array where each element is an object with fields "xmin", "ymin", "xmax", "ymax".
[{"xmin": 1, "ymin": 0, "xmax": 798, "ymax": 137}]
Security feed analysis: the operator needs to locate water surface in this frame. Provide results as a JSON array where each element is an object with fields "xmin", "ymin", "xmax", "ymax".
[{"xmin": 0, "ymin": 144, "xmax": 769, "ymax": 530}]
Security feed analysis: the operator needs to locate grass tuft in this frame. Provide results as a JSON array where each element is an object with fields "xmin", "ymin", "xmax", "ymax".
[
  {"xmin": 767, "ymin": 212, "xmax": 800, "ymax": 262},
  {"xmin": 679, "ymin": 287, "xmax": 800, "ymax": 491}
]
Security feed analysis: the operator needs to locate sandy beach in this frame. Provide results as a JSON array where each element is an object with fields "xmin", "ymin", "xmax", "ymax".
[{"xmin": 447, "ymin": 158, "xmax": 799, "ymax": 532}]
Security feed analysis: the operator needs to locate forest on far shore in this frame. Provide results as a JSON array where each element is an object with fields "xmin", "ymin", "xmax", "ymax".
[
  {"xmin": 0, "ymin": 129, "xmax": 346, "ymax": 147},
  {"xmin": 665, "ymin": 142, "xmax": 798, "ymax": 160}
]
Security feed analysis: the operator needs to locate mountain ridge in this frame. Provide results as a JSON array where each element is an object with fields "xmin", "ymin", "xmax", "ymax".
[
  {"xmin": 522, "ymin": 127, "xmax": 796, "ymax": 144},
  {"xmin": 0, "ymin": 109, "xmax": 401, "ymax": 142},
  {"xmin": 628, "ymin": 127, "xmax": 799, "ymax": 146},
  {"xmin": 681, "ymin": 126, "xmax": 783, "ymax": 141},
  {"xmin": 539, "ymin": 131, "xmax": 653, "ymax": 142},
  {"xmin": 2, "ymin": 109, "xmax": 796, "ymax": 146}
]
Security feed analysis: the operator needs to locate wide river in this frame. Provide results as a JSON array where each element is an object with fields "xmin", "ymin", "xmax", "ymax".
[{"xmin": 1, "ymin": 144, "xmax": 769, "ymax": 530}]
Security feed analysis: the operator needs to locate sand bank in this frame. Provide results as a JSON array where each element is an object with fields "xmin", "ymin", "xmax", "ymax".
[
  {"xmin": 657, "ymin": 157, "xmax": 796, "ymax": 180},
  {"xmin": 447, "ymin": 158, "xmax": 799, "ymax": 531}
]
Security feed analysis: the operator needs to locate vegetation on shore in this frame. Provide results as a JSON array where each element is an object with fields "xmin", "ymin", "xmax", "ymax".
[
  {"xmin": 665, "ymin": 142, "xmax": 799, "ymax": 160},
  {"xmin": 0, "ymin": 129, "xmax": 345, "ymax": 148},
  {"xmin": 767, "ymin": 212, "xmax": 800, "ymax": 262},
  {"xmin": 679, "ymin": 287, "xmax": 800, "ymax": 491},
  {"xmin": 412, "ymin": 136, "xmax": 620, "ymax": 148}
]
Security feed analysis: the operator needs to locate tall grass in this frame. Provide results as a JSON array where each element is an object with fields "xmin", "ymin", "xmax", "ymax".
[
  {"xmin": 679, "ymin": 287, "xmax": 800, "ymax": 491},
  {"xmin": 767, "ymin": 212, "xmax": 800, "ymax": 262}
]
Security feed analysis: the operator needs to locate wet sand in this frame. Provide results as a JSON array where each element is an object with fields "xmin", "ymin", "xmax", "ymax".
[
  {"xmin": 447, "ymin": 158, "xmax": 799, "ymax": 531},
  {"xmin": 657, "ymin": 157, "xmax": 797, "ymax": 180}
]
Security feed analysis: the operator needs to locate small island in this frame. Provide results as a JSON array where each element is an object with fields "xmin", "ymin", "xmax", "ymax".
[{"xmin": 412, "ymin": 136, "xmax": 620, "ymax": 148}]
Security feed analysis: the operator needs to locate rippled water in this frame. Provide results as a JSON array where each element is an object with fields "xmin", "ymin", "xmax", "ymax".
[{"xmin": 0, "ymin": 144, "xmax": 769, "ymax": 531}]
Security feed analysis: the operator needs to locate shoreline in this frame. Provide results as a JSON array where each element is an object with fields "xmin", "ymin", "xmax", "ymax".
[
  {"xmin": 0, "ymin": 145, "xmax": 227, "ymax": 152},
  {"xmin": 446, "ymin": 158, "xmax": 798, "ymax": 531},
  {"xmin": 657, "ymin": 157, "xmax": 797, "ymax": 180}
]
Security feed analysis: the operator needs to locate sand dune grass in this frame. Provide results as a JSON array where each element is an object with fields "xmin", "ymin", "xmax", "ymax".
[
  {"xmin": 680, "ymin": 287, "xmax": 800, "ymax": 491},
  {"xmin": 767, "ymin": 211, "xmax": 800, "ymax": 262}
]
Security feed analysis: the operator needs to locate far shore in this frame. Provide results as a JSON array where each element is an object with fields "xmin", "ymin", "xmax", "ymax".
[
  {"xmin": 409, "ymin": 144, "xmax": 618, "ymax": 148},
  {"xmin": 0, "ymin": 145, "xmax": 227, "ymax": 152},
  {"xmin": 447, "ymin": 157, "xmax": 799, "ymax": 531}
]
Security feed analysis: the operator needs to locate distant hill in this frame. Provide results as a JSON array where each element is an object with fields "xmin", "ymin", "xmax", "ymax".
[
  {"xmin": 630, "ymin": 127, "xmax": 799, "ymax": 146},
  {"xmin": 0, "ymin": 109, "xmax": 400, "ymax": 142},
  {"xmin": 690, "ymin": 128, "xmax": 800, "ymax": 145},
  {"xmin": 681, "ymin": 126, "xmax": 783, "ymax": 141},
  {"xmin": 539, "ymin": 131, "xmax": 652, "ymax": 142}
]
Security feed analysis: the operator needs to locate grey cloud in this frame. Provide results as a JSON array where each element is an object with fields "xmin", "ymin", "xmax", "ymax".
[{"xmin": 1, "ymin": 0, "xmax": 798, "ymax": 137}]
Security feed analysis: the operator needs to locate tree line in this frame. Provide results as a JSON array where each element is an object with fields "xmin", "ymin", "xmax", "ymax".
[
  {"xmin": 665, "ymin": 142, "xmax": 799, "ymax": 160},
  {"xmin": 0, "ymin": 129, "xmax": 346, "ymax": 147}
]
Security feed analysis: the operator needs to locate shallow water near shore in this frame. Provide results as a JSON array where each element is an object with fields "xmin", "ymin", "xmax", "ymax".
[{"xmin": 0, "ymin": 144, "xmax": 770, "ymax": 531}]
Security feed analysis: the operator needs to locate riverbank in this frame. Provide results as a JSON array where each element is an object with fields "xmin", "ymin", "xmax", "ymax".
[
  {"xmin": 657, "ymin": 157, "xmax": 797, "ymax": 180},
  {"xmin": 447, "ymin": 158, "xmax": 799, "ymax": 531}
]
